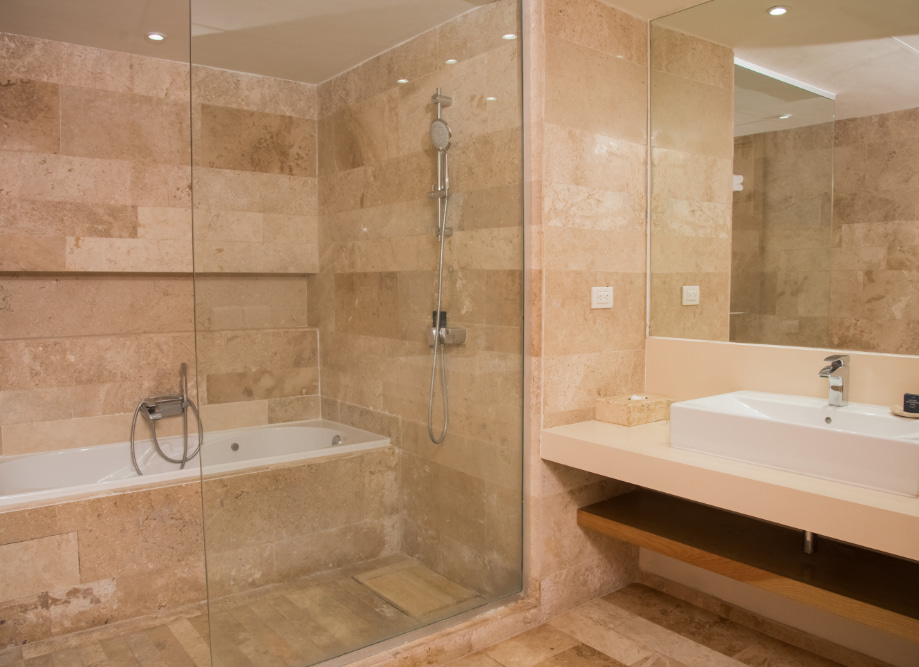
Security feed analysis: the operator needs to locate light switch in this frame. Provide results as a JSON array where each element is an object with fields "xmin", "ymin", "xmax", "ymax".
[
  {"xmin": 591, "ymin": 286, "xmax": 613, "ymax": 309},
  {"xmin": 682, "ymin": 285, "xmax": 700, "ymax": 306}
]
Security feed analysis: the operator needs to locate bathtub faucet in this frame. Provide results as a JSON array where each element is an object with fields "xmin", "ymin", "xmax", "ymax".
[{"xmin": 818, "ymin": 354, "xmax": 849, "ymax": 407}]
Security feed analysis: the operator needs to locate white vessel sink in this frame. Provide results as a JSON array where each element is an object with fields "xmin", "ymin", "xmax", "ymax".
[{"xmin": 669, "ymin": 391, "xmax": 919, "ymax": 496}]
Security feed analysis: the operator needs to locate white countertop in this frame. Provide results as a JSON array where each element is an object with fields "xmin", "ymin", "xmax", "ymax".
[{"xmin": 541, "ymin": 420, "xmax": 919, "ymax": 563}]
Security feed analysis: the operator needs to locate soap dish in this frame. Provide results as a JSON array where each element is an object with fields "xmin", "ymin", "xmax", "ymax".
[{"xmin": 890, "ymin": 406, "xmax": 919, "ymax": 419}]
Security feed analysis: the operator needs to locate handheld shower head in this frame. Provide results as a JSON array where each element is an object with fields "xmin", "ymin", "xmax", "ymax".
[{"xmin": 430, "ymin": 118, "xmax": 452, "ymax": 152}]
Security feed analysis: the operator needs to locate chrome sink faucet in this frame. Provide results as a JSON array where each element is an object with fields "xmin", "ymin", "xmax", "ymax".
[{"xmin": 818, "ymin": 354, "xmax": 849, "ymax": 407}]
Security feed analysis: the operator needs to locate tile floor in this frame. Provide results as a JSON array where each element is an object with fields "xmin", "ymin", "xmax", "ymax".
[
  {"xmin": 0, "ymin": 571, "xmax": 885, "ymax": 667},
  {"xmin": 453, "ymin": 585, "xmax": 888, "ymax": 667}
]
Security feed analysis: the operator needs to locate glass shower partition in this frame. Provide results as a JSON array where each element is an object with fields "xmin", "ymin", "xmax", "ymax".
[{"xmin": 189, "ymin": 1, "xmax": 525, "ymax": 664}]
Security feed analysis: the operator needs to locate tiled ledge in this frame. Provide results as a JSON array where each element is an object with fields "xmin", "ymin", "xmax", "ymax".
[{"xmin": 540, "ymin": 420, "xmax": 919, "ymax": 563}]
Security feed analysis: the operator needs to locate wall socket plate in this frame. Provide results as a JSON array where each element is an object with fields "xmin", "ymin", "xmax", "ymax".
[
  {"xmin": 682, "ymin": 285, "xmax": 700, "ymax": 306},
  {"xmin": 591, "ymin": 286, "xmax": 613, "ymax": 309}
]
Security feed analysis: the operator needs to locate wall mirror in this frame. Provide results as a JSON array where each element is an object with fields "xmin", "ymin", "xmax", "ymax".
[{"xmin": 649, "ymin": 0, "xmax": 919, "ymax": 355}]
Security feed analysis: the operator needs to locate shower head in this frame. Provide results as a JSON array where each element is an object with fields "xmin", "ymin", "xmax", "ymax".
[{"xmin": 430, "ymin": 118, "xmax": 452, "ymax": 152}]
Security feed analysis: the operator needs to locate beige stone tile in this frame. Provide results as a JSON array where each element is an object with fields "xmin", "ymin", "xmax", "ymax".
[
  {"xmin": 402, "ymin": 453, "xmax": 487, "ymax": 548},
  {"xmin": 267, "ymin": 395, "xmax": 321, "ymax": 423},
  {"xmin": 130, "ymin": 162, "xmax": 191, "ymax": 208},
  {"xmin": 546, "ymin": 36, "xmax": 646, "ymax": 144},
  {"xmin": 196, "ymin": 104, "xmax": 316, "ymax": 177},
  {"xmin": 651, "ymin": 25, "xmax": 733, "ymax": 89},
  {"xmin": 451, "ymin": 653, "xmax": 506, "ymax": 667},
  {"xmin": 204, "ymin": 543, "xmax": 277, "ymax": 598},
  {"xmin": 543, "ymin": 228, "xmax": 645, "ymax": 273},
  {"xmin": 194, "ymin": 239, "xmax": 318, "ymax": 274},
  {"xmin": 0, "ymin": 200, "xmax": 138, "ymax": 239},
  {"xmin": 355, "ymin": 560, "xmax": 477, "ymax": 619},
  {"xmin": 191, "ymin": 65, "xmax": 317, "ymax": 119},
  {"xmin": 0, "ymin": 533, "xmax": 80, "ymax": 603},
  {"xmin": 543, "ymin": 271, "xmax": 645, "ymax": 355},
  {"xmin": 0, "ymin": 412, "xmax": 133, "ymax": 455},
  {"xmin": 361, "ymin": 30, "xmax": 438, "ymax": 102},
  {"xmin": 193, "ymin": 167, "xmax": 316, "ymax": 216},
  {"xmin": 115, "ymin": 558, "xmax": 206, "ymax": 621},
  {"xmin": 137, "ymin": 206, "xmax": 191, "ymax": 240},
  {"xmin": 18, "ymin": 153, "xmax": 132, "ymax": 205},
  {"xmin": 651, "ymin": 70, "xmax": 733, "ymax": 159},
  {"xmin": 438, "ymin": 0, "xmax": 519, "ymax": 65},
  {"xmin": 0, "ymin": 235, "xmax": 65, "ymax": 271},
  {"xmin": 484, "ymin": 624, "xmax": 579, "ymax": 667},
  {"xmin": 549, "ymin": 600, "xmax": 652, "ymax": 665},
  {"xmin": 0, "ymin": 594, "xmax": 52, "ymax": 647},
  {"xmin": 56, "ymin": 482, "xmax": 203, "ymax": 581},
  {"xmin": 651, "ymin": 148, "xmax": 733, "ymax": 206},
  {"xmin": 651, "ymin": 236, "xmax": 731, "ymax": 275},
  {"xmin": 64, "ymin": 237, "xmax": 192, "ymax": 272},
  {"xmin": 544, "ymin": 183, "xmax": 644, "ymax": 234},
  {"xmin": 538, "ymin": 556, "xmax": 637, "ymax": 621},
  {"xmin": 195, "ymin": 276, "xmax": 309, "ymax": 332},
  {"xmin": 198, "ymin": 400, "xmax": 269, "ymax": 432},
  {"xmin": 0, "ymin": 149, "xmax": 22, "ymax": 198},
  {"xmin": 545, "ymin": 0, "xmax": 646, "ymax": 65},
  {"xmin": 60, "ymin": 86, "xmax": 189, "ymax": 165},
  {"xmin": 651, "ymin": 197, "xmax": 731, "ymax": 239},
  {"xmin": 0, "ymin": 505, "xmax": 60, "ymax": 546},
  {"xmin": 544, "ymin": 124, "xmax": 645, "ymax": 193},
  {"xmin": 273, "ymin": 520, "xmax": 396, "ymax": 583},
  {"xmin": 542, "ymin": 349, "xmax": 644, "ymax": 421},
  {"xmin": 130, "ymin": 55, "xmax": 190, "ymax": 101},
  {"xmin": 319, "ymin": 67, "xmax": 362, "ymax": 119},
  {"xmin": 649, "ymin": 272, "xmax": 730, "ymax": 341},
  {"xmin": 206, "ymin": 367, "xmax": 319, "ymax": 404},
  {"xmin": 0, "ymin": 79, "xmax": 60, "ymax": 153}
]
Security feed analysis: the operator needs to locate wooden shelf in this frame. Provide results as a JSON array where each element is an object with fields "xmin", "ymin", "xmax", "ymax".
[{"xmin": 579, "ymin": 488, "xmax": 919, "ymax": 642}]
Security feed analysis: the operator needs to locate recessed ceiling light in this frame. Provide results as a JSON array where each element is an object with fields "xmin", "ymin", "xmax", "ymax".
[
  {"xmin": 768, "ymin": 6, "xmax": 788, "ymax": 16},
  {"xmin": 486, "ymin": 96, "xmax": 498, "ymax": 101},
  {"xmin": 778, "ymin": 113, "xmax": 792, "ymax": 119},
  {"xmin": 397, "ymin": 78, "xmax": 409, "ymax": 84},
  {"xmin": 445, "ymin": 59, "xmax": 458, "ymax": 65},
  {"xmin": 502, "ymin": 33, "xmax": 517, "ymax": 40},
  {"xmin": 146, "ymin": 32, "xmax": 167, "ymax": 41}
]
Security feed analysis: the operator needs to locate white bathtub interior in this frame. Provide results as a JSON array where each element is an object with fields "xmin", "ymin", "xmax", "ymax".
[{"xmin": 0, "ymin": 419, "xmax": 391, "ymax": 509}]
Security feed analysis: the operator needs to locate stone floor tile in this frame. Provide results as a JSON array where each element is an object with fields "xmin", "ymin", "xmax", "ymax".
[{"xmin": 484, "ymin": 624, "xmax": 581, "ymax": 667}]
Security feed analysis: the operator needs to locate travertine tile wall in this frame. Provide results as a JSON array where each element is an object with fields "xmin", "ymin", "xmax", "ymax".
[
  {"xmin": 191, "ymin": 67, "xmax": 322, "ymax": 422},
  {"xmin": 730, "ymin": 124, "xmax": 834, "ymax": 348},
  {"xmin": 200, "ymin": 446, "xmax": 400, "ymax": 599},
  {"xmin": 0, "ymin": 33, "xmax": 197, "ymax": 456},
  {"xmin": 313, "ymin": 0, "xmax": 525, "ymax": 599},
  {"xmin": 0, "ymin": 34, "xmax": 323, "ymax": 456},
  {"xmin": 648, "ymin": 25, "xmax": 733, "ymax": 341},
  {"xmin": 829, "ymin": 107, "xmax": 919, "ymax": 354},
  {"xmin": 523, "ymin": 0, "xmax": 646, "ymax": 622},
  {"xmin": 0, "ymin": 481, "xmax": 205, "ymax": 647}
]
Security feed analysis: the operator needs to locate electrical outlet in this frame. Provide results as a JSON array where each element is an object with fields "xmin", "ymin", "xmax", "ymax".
[
  {"xmin": 591, "ymin": 286, "xmax": 613, "ymax": 309},
  {"xmin": 682, "ymin": 285, "xmax": 700, "ymax": 306}
]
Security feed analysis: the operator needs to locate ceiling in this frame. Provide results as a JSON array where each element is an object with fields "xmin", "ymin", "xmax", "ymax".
[
  {"xmin": 0, "ymin": 0, "xmax": 495, "ymax": 84},
  {"xmin": 2, "ymin": 0, "xmax": 919, "ymax": 120},
  {"xmin": 648, "ymin": 0, "xmax": 919, "ymax": 120}
]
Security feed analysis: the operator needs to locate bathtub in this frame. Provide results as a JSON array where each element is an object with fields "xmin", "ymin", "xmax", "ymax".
[{"xmin": 0, "ymin": 419, "xmax": 391, "ymax": 509}]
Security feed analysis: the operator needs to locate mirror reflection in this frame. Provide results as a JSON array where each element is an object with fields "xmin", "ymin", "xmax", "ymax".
[{"xmin": 649, "ymin": 0, "xmax": 919, "ymax": 355}]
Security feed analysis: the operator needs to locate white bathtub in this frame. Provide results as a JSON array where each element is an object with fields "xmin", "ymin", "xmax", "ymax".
[{"xmin": 0, "ymin": 419, "xmax": 390, "ymax": 509}]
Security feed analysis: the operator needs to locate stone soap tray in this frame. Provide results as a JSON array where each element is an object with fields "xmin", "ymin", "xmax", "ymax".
[{"xmin": 597, "ymin": 394, "xmax": 674, "ymax": 427}]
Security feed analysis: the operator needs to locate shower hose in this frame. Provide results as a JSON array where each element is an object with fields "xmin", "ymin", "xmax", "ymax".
[
  {"xmin": 129, "ymin": 397, "xmax": 204, "ymax": 476},
  {"xmin": 428, "ymin": 164, "xmax": 450, "ymax": 444}
]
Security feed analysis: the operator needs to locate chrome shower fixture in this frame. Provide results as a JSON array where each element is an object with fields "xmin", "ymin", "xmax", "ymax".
[{"xmin": 427, "ymin": 88, "xmax": 465, "ymax": 445}]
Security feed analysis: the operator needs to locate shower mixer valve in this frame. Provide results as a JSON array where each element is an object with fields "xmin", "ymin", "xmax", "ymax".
[{"xmin": 426, "ymin": 311, "xmax": 466, "ymax": 347}]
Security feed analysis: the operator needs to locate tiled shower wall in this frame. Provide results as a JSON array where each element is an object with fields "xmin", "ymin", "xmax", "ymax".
[
  {"xmin": 312, "ymin": 0, "xmax": 525, "ymax": 598},
  {"xmin": 0, "ymin": 33, "xmax": 322, "ymax": 456}
]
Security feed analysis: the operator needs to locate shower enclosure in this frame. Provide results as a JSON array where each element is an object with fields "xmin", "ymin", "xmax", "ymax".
[
  {"xmin": 0, "ymin": 0, "xmax": 523, "ymax": 664},
  {"xmin": 191, "ymin": 0, "xmax": 525, "ymax": 664}
]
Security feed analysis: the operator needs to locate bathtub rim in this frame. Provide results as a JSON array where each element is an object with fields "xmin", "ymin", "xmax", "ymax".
[{"xmin": 0, "ymin": 418, "xmax": 392, "ymax": 513}]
